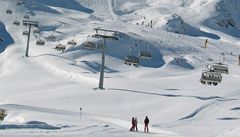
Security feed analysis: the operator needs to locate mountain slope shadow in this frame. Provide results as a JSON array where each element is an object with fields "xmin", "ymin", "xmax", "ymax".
[
  {"xmin": 81, "ymin": 61, "xmax": 119, "ymax": 74},
  {"xmin": 106, "ymin": 36, "xmax": 165, "ymax": 68},
  {"xmin": 0, "ymin": 21, "xmax": 14, "ymax": 54},
  {"xmin": 184, "ymin": 23, "xmax": 220, "ymax": 40},
  {"xmin": 24, "ymin": 0, "xmax": 93, "ymax": 14}
]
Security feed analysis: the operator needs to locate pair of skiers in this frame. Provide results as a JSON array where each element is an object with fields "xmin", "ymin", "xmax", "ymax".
[
  {"xmin": 129, "ymin": 117, "xmax": 138, "ymax": 131},
  {"xmin": 129, "ymin": 116, "xmax": 149, "ymax": 132}
]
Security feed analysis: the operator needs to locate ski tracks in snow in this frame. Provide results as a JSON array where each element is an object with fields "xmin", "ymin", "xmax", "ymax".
[
  {"xmin": 107, "ymin": 0, "xmax": 118, "ymax": 20},
  {"xmin": 173, "ymin": 88, "xmax": 240, "ymax": 127},
  {"xmin": 92, "ymin": 115, "xmax": 181, "ymax": 137},
  {"xmin": 0, "ymin": 104, "xmax": 183, "ymax": 137}
]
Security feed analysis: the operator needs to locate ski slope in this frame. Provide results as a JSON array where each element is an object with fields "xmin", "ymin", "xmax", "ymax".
[{"xmin": 0, "ymin": 0, "xmax": 240, "ymax": 137}]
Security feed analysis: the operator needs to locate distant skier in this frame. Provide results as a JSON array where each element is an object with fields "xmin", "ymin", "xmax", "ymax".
[
  {"xmin": 239, "ymin": 54, "xmax": 240, "ymax": 65},
  {"xmin": 204, "ymin": 39, "xmax": 208, "ymax": 48},
  {"xmin": 129, "ymin": 117, "xmax": 135, "ymax": 131},
  {"xmin": 134, "ymin": 117, "xmax": 138, "ymax": 131},
  {"xmin": 144, "ymin": 116, "xmax": 149, "ymax": 132}
]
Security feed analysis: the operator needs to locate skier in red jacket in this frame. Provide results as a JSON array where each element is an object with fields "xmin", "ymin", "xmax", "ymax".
[{"xmin": 129, "ymin": 117, "xmax": 135, "ymax": 131}]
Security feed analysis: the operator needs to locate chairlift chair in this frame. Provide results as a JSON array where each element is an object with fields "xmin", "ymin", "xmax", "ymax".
[
  {"xmin": 36, "ymin": 39, "xmax": 45, "ymax": 46},
  {"xmin": 46, "ymin": 35, "xmax": 56, "ymax": 42},
  {"xmin": 23, "ymin": 22, "xmax": 27, "ymax": 26},
  {"xmin": 67, "ymin": 39, "xmax": 77, "ymax": 45},
  {"xmin": 6, "ymin": 9, "xmax": 12, "ymax": 14},
  {"xmin": 200, "ymin": 71, "xmax": 222, "ymax": 86},
  {"xmin": 96, "ymin": 43, "xmax": 104, "ymax": 50},
  {"xmin": 82, "ymin": 41, "xmax": 96, "ymax": 50},
  {"xmin": 16, "ymin": 2, "xmax": 21, "ymax": 5},
  {"xmin": 207, "ymin": 62, "xmax": 229, "ymax": 74},
  {"xmin": 54, "ymin": 44, "xmax": 66, "ymax": 51},
  {"xmin": 82, "ymin": 35, "xmax": 96, "ymax": 50},
  {"xmin": 67, "ymin": 35, "xmax": 77, "ymax": 45},
  {"xmin": 16, "ymin": 1, "xmax": 22, "ymax": 5},
  {"xmin": 23, "ymin": 15, "xmax": 30, "ymax": 19},
  {"xmin": 139, "ymin": 50, "xmax": 152, "ymax": 59},
  {"xmin": 13, "ymin": 20, "xmax": 20, "ymax": 26},
  {"xmin": 125, "ymin": 55, "xmax": 140, "ymax": 66},
  {"xmin": 17, "ymin": 0, "xmax": 24, "ymax": 5},
  {"xmin": 33, "ymin": 29, "xmax": 41, "ymax": 34},
  {"xmin": 22, "ymin": 30, "xmax": 29, "ymax": 36}
]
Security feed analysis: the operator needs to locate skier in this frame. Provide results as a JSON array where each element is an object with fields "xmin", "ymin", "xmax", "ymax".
[
  {"xmin": 129, "ymin": 117, "xmax": 135, "ymax": 131},
  {"xmin": 239, "ymin": 54, "xmax": 240, "ymax": 65},
  {"xmin": 204, "ymin": 39, "xmax": 208, "ymax": 48},
  {"xmin": 144, "ymin": 116, "xmax": 149, "ymax": 132},
  {"xmin": 134, "ymin": 117, "xmax": 138, "ymax": 131}
]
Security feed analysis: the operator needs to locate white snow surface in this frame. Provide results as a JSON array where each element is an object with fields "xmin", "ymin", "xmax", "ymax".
[{"xmin": 0, "ymin": 0, "xmax": 240, "ymax": 137}]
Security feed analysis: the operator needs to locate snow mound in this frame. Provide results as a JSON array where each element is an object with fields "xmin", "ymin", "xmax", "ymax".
[
  {"xmin": 164, "ymin": 14, "xmax": 220, "ymax": 39},
  {"xmin": 204, "ymin": 0, "xmax": 240, "ymax": 38},
  {"xmin": 169, "ymin": 56, "xmax": 194, "ymax": 70}
]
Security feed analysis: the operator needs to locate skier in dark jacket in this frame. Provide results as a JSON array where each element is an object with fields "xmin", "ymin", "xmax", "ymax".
[
  {"xmin": 144, "ymin": 116, "xmax": 149, "ymax": 132},
  {"xmin": 134, "ymin": 117, "xmax": 138, "ymax": 131}
]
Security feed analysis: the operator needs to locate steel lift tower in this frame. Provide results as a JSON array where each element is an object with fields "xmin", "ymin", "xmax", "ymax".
[
  {"xmin": 23, "ymin": 20, "xmax": 39, "ymax": 57},
  {"xmin": 92, "ymin": 28, "xmax": 118, "ymax": 90}
]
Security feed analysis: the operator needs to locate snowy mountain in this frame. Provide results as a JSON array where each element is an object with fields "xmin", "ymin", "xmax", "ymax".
[{"xmin": 0, "ymin": 0, "xmax": 240, "ymax": 137}]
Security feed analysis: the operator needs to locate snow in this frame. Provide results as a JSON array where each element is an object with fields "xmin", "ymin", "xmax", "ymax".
[{"xmin": 0, "ymin": 0, "xmax": 240, "ymax": 137}]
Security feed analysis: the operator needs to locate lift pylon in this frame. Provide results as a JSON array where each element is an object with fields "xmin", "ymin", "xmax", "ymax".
[
  {"xmin": 92, "ymin": 28, "xmax": 118, "ymax": 90},
  {"xmin": 23, "ymin": 20, "xmax": 39, "ymax": 57}
]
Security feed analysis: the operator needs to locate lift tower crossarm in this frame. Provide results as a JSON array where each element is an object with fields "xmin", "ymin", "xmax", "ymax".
[{"xmin": 92, "ymin": 34, "xmax": 118, "ymax": 40}]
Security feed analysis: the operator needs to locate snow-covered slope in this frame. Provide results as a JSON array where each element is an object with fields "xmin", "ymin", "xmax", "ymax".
[{"xmin": 0, "ymin": 0, "xmax": 240, "ymax": 137}]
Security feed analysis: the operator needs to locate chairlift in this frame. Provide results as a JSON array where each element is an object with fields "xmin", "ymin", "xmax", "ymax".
[
  {"xmin": 136, "ymin": 41, "xmax": 152, "ymax": 59},
  {"xmin": 17, "ymin": 0, "xmax": 24, "ymax": 5},
  {"xmin": 82, "ymin": 35, "xmax": 96, "ymax": 50},
  {"xmin": 200, "ymin": 71, "xmax": 222, "ymax": 86},
  {"xmin": 67, "ymin": 35, "xmax": 77, "ymax": 45},
  {"xmin": 16, "ymin": 1, "xmax": 22, "ymax": 5},
  {"xmin": 54, "ymin": 44, "xmax": 66, "ymax": 51},
  {"xmin": 6, "ymin": 9, "xmax": 12, "ymax": 14},
  {"xmin": 16, "ymin": 2, "xmax": 21, "ymax": 5},
  {"xmin": 36, "ymin": 39, "xmax": 45, "ymax": 46},
  {"xmin": 82, "ymin": 41, "xmax": 96, "ymax": 50},
  {"xmin": 67, "ymin": 39, "xmax": 77, "ymax": 45},
  {"xmin": 139, "ymin": 50, "xmax": 152, "ymax": 59},
  {"xmin": 23, "ymin": 21, "xmax": 28, "ymax": 27},
  {"xmin": 23, "ymin": 22, "xmax": 27, "ymax": 26},
  {"xmin": 22, "ymin": 30, "xmax": 29, "ymax": 36},
  {"xmin": 13, "ymin": 20, "xmax": 20, "ymax": 26},
  {"xmin": 96, "ymin": 43, "xmax": 104, "ymax": 50},
  {"xmin": 23, "ymin": 15, "xmax": 30, "ymax": 19},
  {"xmin": 125, "ymin": 55, "xmax": 140, "ymax": 66},
  {"xmin": 33, "ymin": 28, "xmax": 41, "ymax": 34},
  {"xmin": 46, "ymin": 35, "xmax": 56, "ymax": 42},
  {"xmin": 207, "ymin": 62, "xmax": 229, "ymax": 74}
]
